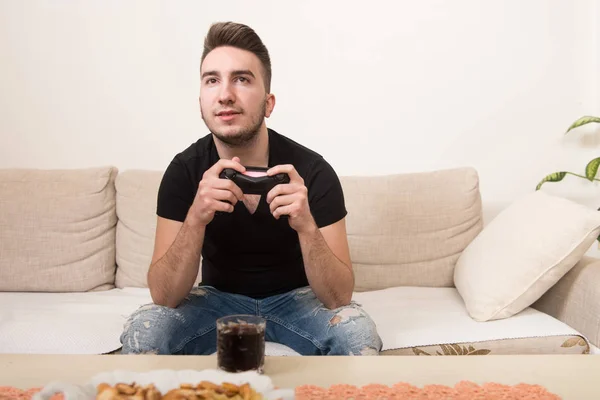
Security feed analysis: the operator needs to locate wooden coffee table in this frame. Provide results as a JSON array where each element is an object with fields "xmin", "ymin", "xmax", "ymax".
[{"xmin": 1, "ymin": 354, "xmax": 599, "ymax": 399}]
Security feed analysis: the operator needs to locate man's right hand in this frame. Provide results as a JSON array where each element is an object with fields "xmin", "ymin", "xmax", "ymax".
[{"xmin": 187, "ymin": 157, "xmax": 246, "ymax": 226}]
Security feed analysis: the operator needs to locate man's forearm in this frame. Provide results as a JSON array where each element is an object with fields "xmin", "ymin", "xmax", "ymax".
[
  {"xmin": 147, "ymin": 217, "xmax": 205, "ymax": 308},
  {"xmin": 298, "ymin": 225, "xmax": 354, "ymax": 309}
]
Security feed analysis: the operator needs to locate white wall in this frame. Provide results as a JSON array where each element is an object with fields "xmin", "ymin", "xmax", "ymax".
[{"xmin": 1, "ymin": 0, "xmax": 599, "ymax": 219}]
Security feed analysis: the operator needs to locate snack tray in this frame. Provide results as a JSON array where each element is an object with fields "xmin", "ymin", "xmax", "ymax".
[{"xmin": 32, "ymin": 369, "xmax": 294, "ymax": 400}]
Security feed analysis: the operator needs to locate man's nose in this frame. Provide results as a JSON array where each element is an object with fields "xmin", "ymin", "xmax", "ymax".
[{"xmin": 218, "ymin": 82, "xmax": 235, "ymax": 104}]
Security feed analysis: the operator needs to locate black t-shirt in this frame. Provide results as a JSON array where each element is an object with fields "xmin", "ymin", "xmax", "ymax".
[{"xmin": 156, "ymin": 128, "xmax": 347, "ymax": 299}]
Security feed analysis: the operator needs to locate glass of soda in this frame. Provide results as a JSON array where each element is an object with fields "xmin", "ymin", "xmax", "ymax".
[{"xmin": 216, "ymin": 315, "xmax": 266, "ymax": 374}]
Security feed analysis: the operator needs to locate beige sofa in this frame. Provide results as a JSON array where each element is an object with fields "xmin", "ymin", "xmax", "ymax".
[{"xmin": 1, "ymin": 166, "xmax": 599, "ymax": 356}]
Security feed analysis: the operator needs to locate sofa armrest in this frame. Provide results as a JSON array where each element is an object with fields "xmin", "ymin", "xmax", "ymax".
[{"xmin": 532, "ymin": 255, "xmax": 600, "ymax": 349}]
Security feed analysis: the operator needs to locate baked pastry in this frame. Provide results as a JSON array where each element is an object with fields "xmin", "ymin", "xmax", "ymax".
[
  {"xmin": 96, "ymin": 382, "xmax": 162, "ymax": 400},
  {"xmin": 95, "ymin": 381, "xmax": 264, "ymax": 400}
]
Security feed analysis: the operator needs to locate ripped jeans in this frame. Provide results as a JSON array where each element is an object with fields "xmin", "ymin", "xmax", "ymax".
[{"xmin": 120, "ymin": 285, "xmax": 382, "ymax": 356}]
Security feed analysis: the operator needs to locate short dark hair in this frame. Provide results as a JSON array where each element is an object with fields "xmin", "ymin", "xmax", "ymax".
[{"xmin": 201, "ymin": 22, "xmax": 272, "ymax": 93}]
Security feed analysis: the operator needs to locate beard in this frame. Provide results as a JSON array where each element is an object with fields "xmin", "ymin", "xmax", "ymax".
[{"xmin": 201, "ymin": 100, "xmax": 266, "ymax": 147}]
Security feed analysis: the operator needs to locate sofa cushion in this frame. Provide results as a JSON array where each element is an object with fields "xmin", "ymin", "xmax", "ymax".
[
  {"xmin": 0, "ymin": 288, "xmax": 151, "ymax": 354},
  {"xmin": 352, "ymin": 286, "xmax": 593, "ymax": 355},
  {"xmin": 340, "ymin": 167, "xmax": 483, "ymax": 291},
  {"xmin": 115, "ymin": 170, "xmax": 163, "ymax": 288},
  {"xmin": 0, "ymin": 287, "xmax": 593, "ymax": 356},
  {"xmin": 115, "ymin": 170, "xmax": 201, "ymax": 288},
  {"xmin": 454, "ymin": 190, "xmax": 600, "ymax": 322},
  {"xmin": 0, "ymin": 167, "xmax": 118, "ymax": 292}
]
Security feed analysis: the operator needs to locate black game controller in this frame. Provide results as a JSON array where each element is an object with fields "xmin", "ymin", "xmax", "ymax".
[{"xmin": 219, "ymin": 167, "xmax": 290, "ymax": 195}]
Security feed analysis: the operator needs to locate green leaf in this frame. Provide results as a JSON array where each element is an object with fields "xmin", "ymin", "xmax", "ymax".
[
  {"xmin": 536, "ymin": 172, "xmax": 567, "ymax": 190},
  {"xmin": 585, "ymin": 158, "xmax": 600, "ymax": 181},
  {"xmin": 566, "ymin": 116, "xmax": 600, "ymax": 133}
]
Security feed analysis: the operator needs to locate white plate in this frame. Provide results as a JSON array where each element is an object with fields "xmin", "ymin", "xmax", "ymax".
[{"xmin": 32, "ymin": 369, "xmax": 294, "ymax": 400}]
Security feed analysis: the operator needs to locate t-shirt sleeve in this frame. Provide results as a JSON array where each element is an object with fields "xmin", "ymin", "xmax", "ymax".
[
  {"xmin": 156, "ymin": 157, "xmax": 196, "ymax": 222},
  {"xmin": 305, "ymin": 157, "xmax": 348, "ymax": 228}
]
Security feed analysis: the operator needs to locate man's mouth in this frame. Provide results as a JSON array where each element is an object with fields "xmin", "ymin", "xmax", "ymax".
[
  {"xmin": 216, "ymin": 110, "xmax": 241, "ymax": 122},
  {"xmin": 216, "ymin": 110, "xmax": 241, "ymax": 116}
]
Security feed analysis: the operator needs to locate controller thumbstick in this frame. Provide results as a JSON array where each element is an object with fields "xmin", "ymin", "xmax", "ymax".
[
  {"xmin": 275, "ymin": 173, "xmax": 286, "ymax": 182},
  {"xmin": 220, "ymin": 168, "xmax": 237, "ymax": 180}
]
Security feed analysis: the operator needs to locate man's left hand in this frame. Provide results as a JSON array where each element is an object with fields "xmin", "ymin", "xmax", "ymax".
[{"xmin": 266, "ymin": 164, "xmax": 317, "ymax": 234}]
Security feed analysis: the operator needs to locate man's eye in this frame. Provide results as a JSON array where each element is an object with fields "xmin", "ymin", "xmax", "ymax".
[
  {"xmin": 236, "ymin": 77, "xmax": 248, "ymax": 83},
  {"xmin": 205, "ymin": 78, "xmax": 217, "ymax": 84}
]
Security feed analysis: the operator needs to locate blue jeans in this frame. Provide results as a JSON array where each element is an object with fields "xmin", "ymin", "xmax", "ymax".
[{"xmin": 120, "ymin": 285, "xmax": 382, "ymax": 355}]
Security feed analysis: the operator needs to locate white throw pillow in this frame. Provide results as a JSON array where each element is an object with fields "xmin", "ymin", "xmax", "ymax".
[{"xmin": 454, "ymin": 190, "xmax": 600, "ymax": 322}]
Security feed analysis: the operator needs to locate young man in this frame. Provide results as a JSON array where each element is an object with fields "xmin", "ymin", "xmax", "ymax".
[{"xmin": 120, "ymin": 22, "xmax": 382, "ymax": 356}]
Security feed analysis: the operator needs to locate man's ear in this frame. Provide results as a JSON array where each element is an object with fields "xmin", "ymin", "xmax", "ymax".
[{"xmin": 265, "ymin": 93, "xmax": 276, "ymax": 118}]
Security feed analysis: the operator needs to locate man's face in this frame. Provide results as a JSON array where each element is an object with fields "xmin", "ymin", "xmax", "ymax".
[{"xmin": 200, "ymin": 46, "xmax": 275, "ymax": 146}]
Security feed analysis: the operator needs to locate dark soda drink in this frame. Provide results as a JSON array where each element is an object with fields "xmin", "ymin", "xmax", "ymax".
[{"xmin": 216, "ymin": 315, "xmax": 266, "ymax": 373}]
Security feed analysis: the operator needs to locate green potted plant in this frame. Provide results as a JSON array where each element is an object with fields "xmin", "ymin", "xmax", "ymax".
[{"xmin": 536, "ymin": 116, "xmax": 600, "ymax": 190}]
